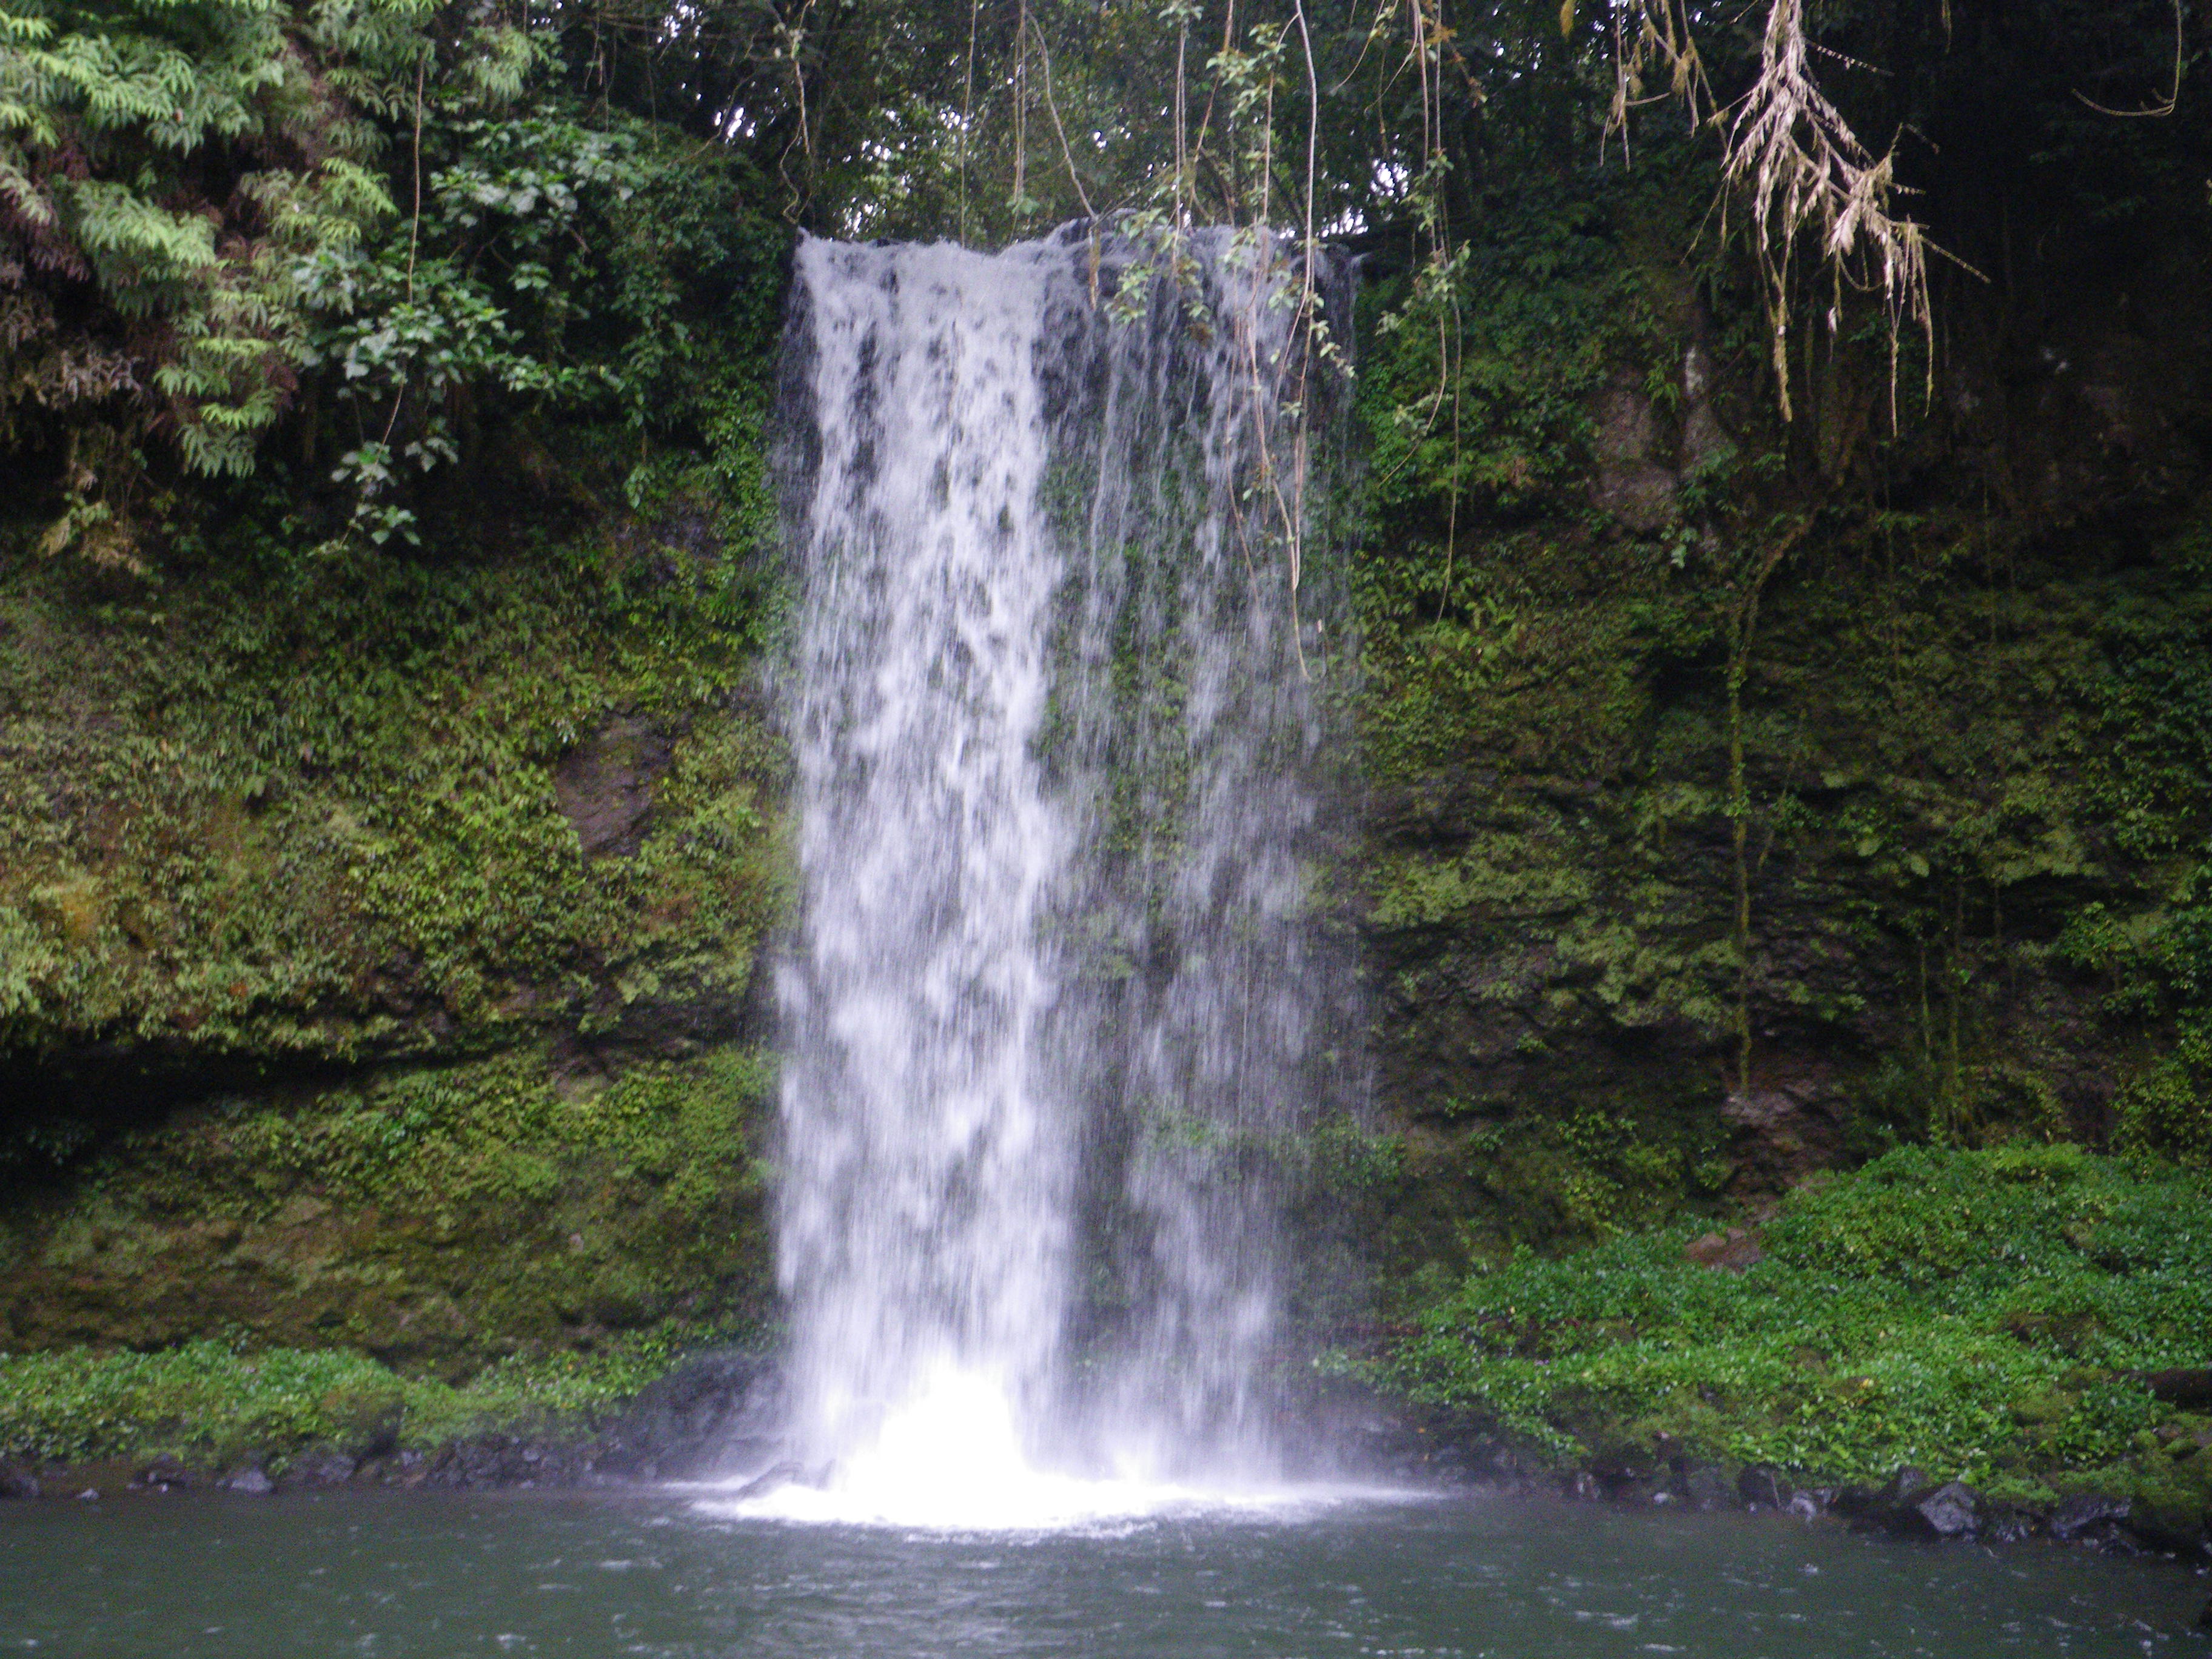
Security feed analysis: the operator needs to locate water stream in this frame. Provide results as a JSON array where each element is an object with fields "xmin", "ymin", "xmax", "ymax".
[{"xmin": 763, "ymin": 224, "xmax": 1356, "ymax": 1521}]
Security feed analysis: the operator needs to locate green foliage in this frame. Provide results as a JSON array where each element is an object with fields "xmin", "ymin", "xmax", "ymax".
[
  {"xmin": 1, "ymin": 0, "xmax": 494, "ymax": 488},
  {"xmin": 91, "ymin": 1046, "xmax": 771, "ymax": 1222},
  {"xmin": 2111, "ymin": 1031, "xmax": 2212, "ymax": 1167},
  {"xmin": 2060, "ymin": 868, "xmax": 2212, "ymax": 1166},
  {"xmin": 0, "ymin": 1045, "xmax": 776, "ymax": 1369},
  {"xmin": 2084, "ymin": 535, "xmax": 2212, "ymax": 859},
  {"xmin": 1347, "ymin": 163, "xmax": 1714, "ymax": 791},
  {"xmin": 1375, "ymin": 1145, "xmax": 2212, "ymax": 1486},
  {"xmin": 1472, "ymin": 1104, "xmax": 1728, "ymax": 1247},
  {"xmin": 0, "ymin": 1326, "xmax": 742, "ymax": 1465},
  {"xmin": 1363, "ymin": 188, "xmax": 1660, "ymax": 528},
  {"xmin": 1369, "ymin": 828, "xmax": 1596, "ymax": 930},
  {"xmin": 0, "ymin": 520, "xmax": 787, "ymax": 1056},
  {"xmin": 297, "ymin": 106, "xmax": 787, "ymax": 547},
  {"xmin": 4, "ymin": 0, "xmax": 789, "ymax": 569},
  {"xmin": 1302, "ymin": 1114, "xmax": 1407, "ymax": 1196}
]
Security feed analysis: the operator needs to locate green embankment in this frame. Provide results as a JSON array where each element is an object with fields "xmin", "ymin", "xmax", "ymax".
[
  {"xmin": 0, "ymin": 1331, "xmax": 700, "ymax": 1471},
  {"xmin": 1366, "ymin": 1144, "xmax": 2212, "ymax": 1530},
  {"xmin": 1335, "ymin": 158, "xmax": 2212, "ymax": 1301},
  {"xmin": 0, "ymin": 81, "xmax": 798, "ymax": 1393}
]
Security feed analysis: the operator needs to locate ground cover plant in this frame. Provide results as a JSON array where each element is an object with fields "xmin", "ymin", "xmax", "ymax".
[
  {"xmin": 1375, "ymin": 1142, "xmax": 2212, "ymax": 1513},
  {"xmin": 0, "ymin": 1324, "xmax": 742, "ymax": 1470}
]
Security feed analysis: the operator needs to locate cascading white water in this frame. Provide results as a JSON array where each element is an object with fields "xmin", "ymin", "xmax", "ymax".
[
  {"xmin": 761, "ymin": 224, "xmax": 1356, "ymax": 1526},
  {"xmin": 773, "ymin": 236, "xmax": 1081, "ymax": 1513}
]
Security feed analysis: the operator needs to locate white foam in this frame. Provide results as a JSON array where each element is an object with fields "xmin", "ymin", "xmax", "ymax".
[
  {"xmin": 774, "ymin": 230, "xmax": 1361, "ymax": 1500},
  {"xmin": 686, "ymin": 1363, "xmax": 1393, "ymax": 1533}
]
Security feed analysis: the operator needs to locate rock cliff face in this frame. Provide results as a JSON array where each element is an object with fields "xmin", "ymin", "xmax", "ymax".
[
  {"xmin": 1330, "ymin": 162, "xmax": 2212, "ymax": 1305},
  {"xmin": 1, "ymin": 159, "xmax": 2208, "ymax": 1393},
  {"xmin": 0, "ymin": 519, "xmax": 788, "ymax": 1370}
]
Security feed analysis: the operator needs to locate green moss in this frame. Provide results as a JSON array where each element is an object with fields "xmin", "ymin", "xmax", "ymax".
[
  {"xmin": 0, "ymin": 495, "xmax": 788, "ymax": 1066},
  {"xmin": 0, "ymin": 514, "xmax": 789, "ymax": 1376},
  {"xmin": 1367, "ymin": 1145, "xmax": 2212, "ymax": 1486},
  {"xmin": 1302, "ymin": 1084, "xmax": 1738, "ymax": 1337},
  {"xmin": 0, "ymin": 1047, "xmax": 777, "ymax": 1375},
  {"xmin": 1347, "ymin": 213, "xmax": 2212, "ymax": 1248}
]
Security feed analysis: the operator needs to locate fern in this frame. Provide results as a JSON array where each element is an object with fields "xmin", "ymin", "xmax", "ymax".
[{"xmin": 0, "ymin": 0, "xmax": 514, "ymax": 498}]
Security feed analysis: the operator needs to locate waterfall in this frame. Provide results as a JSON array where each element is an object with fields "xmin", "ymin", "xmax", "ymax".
[{"xmin": 767, "ymin": 224, "xmax": 1356, "ymax": 1521}]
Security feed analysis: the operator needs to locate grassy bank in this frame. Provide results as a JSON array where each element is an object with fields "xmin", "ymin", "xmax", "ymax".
[
  {"xmin": 1371, "ymin": 1144, "xmax": 2212, "ymax": 1521},
  {"xmin": 0, "ymin": 1325, "xmax": 743, "ymax": 1472}
]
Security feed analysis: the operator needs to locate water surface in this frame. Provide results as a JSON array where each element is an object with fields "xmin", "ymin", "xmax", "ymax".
[{"xmin": 4, "ymin": 1487, "xmax": 2205, "ymax": 1657}]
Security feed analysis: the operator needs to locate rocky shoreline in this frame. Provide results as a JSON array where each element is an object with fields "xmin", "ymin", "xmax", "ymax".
[
  {"xmin": 7, "ymin": 1353, "xmax": 2210, "ymax": 1632},
  {"xmin": 3, "ymin": 1351, "xmax": 2207, "ymax": 1577},
  {"xmin": 1362, "ymin": 1408, "xmax": 2212, "ymax": 1577}
]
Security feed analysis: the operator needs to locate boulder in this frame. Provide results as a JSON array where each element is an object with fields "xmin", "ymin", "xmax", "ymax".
[
  {"xmin": 592, "ymin": 1347, "xmax": 783, "ymax": 1482},
  {"xmin": 1684, "ymin": 1227, "xmax": 1766, "ymax": 1273},
  {"xmin": 553, "ymin": 715, "xmax": 674, "ymax": 859},
  {"xmin": 2119, "ymin": 1463, "xmax": 2212, "ymax": 1552},
  {"xmin": 728, "ymin": 1460, "xmax": 805, "ymax": 1501},
  {"xmin": 1681, "ymin": 1466, "xmax": 1740, "ymax": 1512},
  {"xmin": 1849, "ymin": 1469, "xmax": 1988, "ymax": 1540},
  {"xmin": 132, "ymin": 1455, "xmax": 195, "ymax": 1492},
  {"xmin": 281, "ymin": 1447, "xmax": 358, "ymax": 1489},
  {"xmin": 1720, "ymin": 1074, "xmax": 1848, "ymax": 1193},
  {"xmin": 219, "ymin": 1464, "xmax": 273, "ymax": 1495},
  {"xmin": 1421, "ymin": 1443, "xmax": 1483, "ymax": 1483},
  {"xmin": 1981, "ymin": 1504, "xmax": 2040, "ymax": 1544},
  {"xmin": 1737, "ymin": 1464, "xmax": 1790, "ymax": 1509},
  {"xmin": 0, "ymin": 1464, "xmax": 39, "ymax": 1501},
  {"xmin": 1831, "ymin": 1483, "xmax": 1879, "ymax": 1518},
  {"xmin": 1587, "ymin": 374, "xmax": 1680, "ymax": 533},
  {"xmin": 1897, "ymin": 1481, "xmax": 1980, "ymax": 1540},
  {"xmin": 2049, "ymin": 1492, "xmax": 2134, "ymax": 1546},
  {"xmin": 1879, "ymin": 1467, "xmax": 1934, "ymax": 1507},
  {"xmin": 2143, "ymin": 1369, "xmax": 2212, "ymax": 1408},
  {"xmin": 422, "ymin": 1436, "xmax": 553, "ymax": 1489},
  {"xmin": 1785, "ymin": 1489, "xmax": 1829, "ymax": 1523}
]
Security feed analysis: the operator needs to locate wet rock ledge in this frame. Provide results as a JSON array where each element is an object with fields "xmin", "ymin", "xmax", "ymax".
[{"xmin": 1354, "ymin": 1396, "xmax": 2212, "ymax": 1564}]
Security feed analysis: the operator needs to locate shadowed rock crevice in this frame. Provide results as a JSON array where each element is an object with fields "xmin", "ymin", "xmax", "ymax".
[{"xmin": 554, "ymin": 715, "xmax": 677, "ymax": 860}]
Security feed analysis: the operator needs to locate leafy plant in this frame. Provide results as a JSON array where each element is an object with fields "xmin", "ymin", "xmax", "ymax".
[
  {"xmin": 0, "ymin": 1326, "xmax": 756, "ymax": 1465},
  {"xmin": 1373, "ymin": 1144, "xmax": 2212, "ymax": 1487},
  {"xmin": 1, "ymin": 0, "xmax": 522, "ymax": 525}
]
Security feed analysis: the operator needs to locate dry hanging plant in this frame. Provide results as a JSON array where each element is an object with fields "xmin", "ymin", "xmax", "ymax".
[
  {"xmin": 1719, "ymin": 0, "xmax": 1936, "ymax": 424},
  {"xmin": 1599, "ymin": 0, "xmax": 1960, "ymax": 426},
  {"xmin": 1600, "ymin": 0, "xmax": 1712, "ymax": 156},
  {"xmin": 2073, "ymin": 0, "xmax": 2183, "ymax": 118}
]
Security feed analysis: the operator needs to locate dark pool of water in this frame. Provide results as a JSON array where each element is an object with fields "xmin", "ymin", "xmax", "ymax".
[{"xmin": 2, "ymin": 1487, "xmax": 2206, "ymax": 1657}]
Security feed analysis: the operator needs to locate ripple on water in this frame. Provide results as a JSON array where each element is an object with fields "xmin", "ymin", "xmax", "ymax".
[{"xmin": 0, "ymin": 1487, "xmax": 2203, "ymax": 1658}]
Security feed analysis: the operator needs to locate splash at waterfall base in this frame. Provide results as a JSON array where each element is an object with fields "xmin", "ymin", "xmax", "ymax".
[{"xmin": 754, "ymin": 223, "xmax": 1364, "ymax": 1523}]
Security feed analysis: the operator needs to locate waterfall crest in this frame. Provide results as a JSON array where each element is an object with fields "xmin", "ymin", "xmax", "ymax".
[{"xmin": 768, "ymin": 224, "xmax": 1356, "ymax": 1521}]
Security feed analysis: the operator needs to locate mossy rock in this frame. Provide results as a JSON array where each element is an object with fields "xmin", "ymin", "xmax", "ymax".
[
  {"xmin": 0, "ymin": 1047, "xmax": 777, "ymax": 1376},
  {"xmin": 0, "ymin": 529, "xmax": 790, "ymax": 1079}
]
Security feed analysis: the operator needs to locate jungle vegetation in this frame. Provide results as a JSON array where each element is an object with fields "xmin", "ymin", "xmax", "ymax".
[
  {"xmin": 3, "ymin": 0, "xmax": 2211, "ymax": 1493},
  {"xmin": 4, "ymin": 1, "xmax": 2203, "ymax": 552}
]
